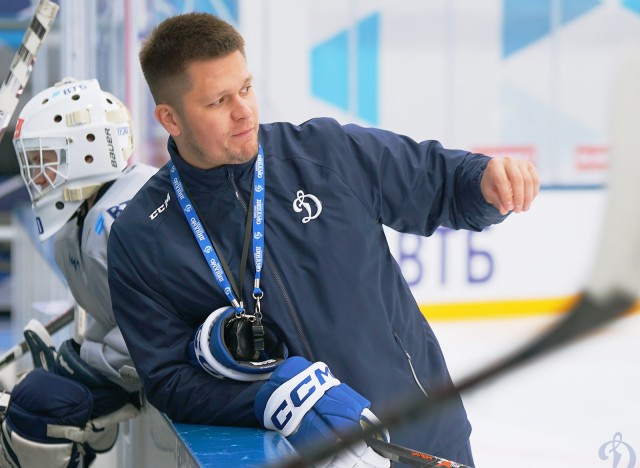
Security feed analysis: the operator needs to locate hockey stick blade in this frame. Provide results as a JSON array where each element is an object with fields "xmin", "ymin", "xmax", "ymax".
[
  {"xmin": 0, "ymin": 0, "xmax": 59, "ymax": 142},
  {"xmin": 366, "ymin": 437, "xmax": 471, "ymax": 468},
  {"xmin": 0, "ymin": 306, "xmax": 74, "ymax": 370},
  {"xmin": 270, "ymin": 48, "xmax": 640, "ymax": 468}
]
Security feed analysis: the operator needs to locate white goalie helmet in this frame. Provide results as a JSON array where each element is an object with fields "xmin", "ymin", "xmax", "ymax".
[{"xmin": 13, "ymin": 78, "xmax": 134, "ymax": 241}]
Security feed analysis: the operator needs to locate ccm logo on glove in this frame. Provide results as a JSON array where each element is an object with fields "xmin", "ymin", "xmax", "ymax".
[{"xmin": 263, "ymin": 361, "xmax": 340, "ymax": 435}]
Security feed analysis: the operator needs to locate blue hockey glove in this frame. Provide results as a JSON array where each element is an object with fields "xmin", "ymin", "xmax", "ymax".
[
  {"xmin": 187, "ymin": 306, "xmax": 288, "ymax": 381},
  {"xmin": 254, "ymin": 356, "xmax": 390, "ymax": 467}
]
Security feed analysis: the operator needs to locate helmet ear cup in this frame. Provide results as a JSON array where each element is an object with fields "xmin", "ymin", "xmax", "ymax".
[{"xmin": 12, "ymin": 78, "xmax": 134, "ymax": 240}]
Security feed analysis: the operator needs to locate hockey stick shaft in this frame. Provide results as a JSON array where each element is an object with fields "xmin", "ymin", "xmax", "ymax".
[
  {"xmin": 0, "ymin": 0, "xmax": 63, "ymax": 372},
  {"xmin": 0, "ymin": 0, "xmax": 59, "ymax": 141},
  {"xmin": 0, "ymin": 306, "xmax": 74, "ymax": 370},
  {"xmin": 366, "ymin": 437, "xmax": 471, "ymax": 468},
  {"xmin": 273, "ymin": 293, "xmax": 636, "ymax": 468}
]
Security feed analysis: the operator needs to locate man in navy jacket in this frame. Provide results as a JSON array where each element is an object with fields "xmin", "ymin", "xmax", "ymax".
[{"xmin": 108, "ymin": 13, "xmax": 539, "ymax": 467}]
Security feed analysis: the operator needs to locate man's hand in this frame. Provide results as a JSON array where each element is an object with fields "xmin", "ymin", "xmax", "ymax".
[
  {"xmin": 255, "ymin": 357, "xmax": 390, "ymax": 467},
  {"xmin": 480, "ymin": 156, "xmax": 540, "ymax": 215}
]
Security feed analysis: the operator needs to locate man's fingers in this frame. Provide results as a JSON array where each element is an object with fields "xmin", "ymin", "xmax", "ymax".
[
  {"xmin": 522, "ymin": 161, "xmax": 539, "ymax": 211},
  {"xmin": 503, "ymin": 157, "xmax": 524, "ymax": 212},
  {"xmin": 482, "ymin": 157, "xmax": 540, "ymax": 214},
  {"xmin": 490, "ymin": 159, "xmax": 513, "ymax": 214},
  {"xmin": 514, "ymin": 160, "xmax": 539, "ymax": 212}
]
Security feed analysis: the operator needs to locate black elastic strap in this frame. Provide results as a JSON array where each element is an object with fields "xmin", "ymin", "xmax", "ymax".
[{"xmin": 237, "ymin": 187, "xmax": 255, "ymax": 301}]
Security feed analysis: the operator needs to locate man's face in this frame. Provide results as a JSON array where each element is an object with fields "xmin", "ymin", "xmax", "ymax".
[
  {"xmin": 26, "ymin": 149, "xmax": 58, "ymax": 189},
  {"xmin": 170, "ymin": 51, "xmax": 260, "ymax": 170}
]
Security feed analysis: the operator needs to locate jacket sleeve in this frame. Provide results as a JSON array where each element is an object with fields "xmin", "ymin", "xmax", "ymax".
[
  {"xmin": 107, "ymin": 224, "xmax": 263, "ymax": 426},
  {"xmin": 305, "ymin": 119, "xmax": 507, "ymax": 235}
]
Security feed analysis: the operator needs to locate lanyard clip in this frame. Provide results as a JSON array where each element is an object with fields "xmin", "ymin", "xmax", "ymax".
[
  {"xmin": 252, "ymin": 287, "xmax": 264, "ymax": 322},
  {"xmin": 233, "ymin": 300, "xmax": 245, "ymax": 319},
  {"xmin": 251, "ymin": 288, "xmax": 264, "ymax": 352}
]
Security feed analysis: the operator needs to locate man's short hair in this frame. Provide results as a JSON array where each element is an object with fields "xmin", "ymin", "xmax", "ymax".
[{"xmin": 139, "ymin": 13, "xmax": 245, "ymax": 107}]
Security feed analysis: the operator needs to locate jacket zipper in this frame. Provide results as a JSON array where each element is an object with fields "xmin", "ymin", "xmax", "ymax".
[
  {"xmin": 227, "ymin": 171, "xmax": 315, "ymax": 361},
  {"xmin": 393, "ymin": 331, "xmax": 428, "ymax": 398}
]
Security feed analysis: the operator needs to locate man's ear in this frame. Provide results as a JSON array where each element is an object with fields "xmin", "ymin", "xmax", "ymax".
[{"xmin": 154, "ymin": 104, "xmax": 181, "ymax": 137}]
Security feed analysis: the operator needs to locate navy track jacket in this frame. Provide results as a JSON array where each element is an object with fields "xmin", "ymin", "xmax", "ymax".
[{"xmin": 108, "ymin": 118, "xmax": 507, "ymax": 459}]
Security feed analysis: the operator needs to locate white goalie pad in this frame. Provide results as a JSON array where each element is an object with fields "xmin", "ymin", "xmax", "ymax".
[{"xmin": 1, "ymin": 420, "xmax": 78, "ymax": 468}]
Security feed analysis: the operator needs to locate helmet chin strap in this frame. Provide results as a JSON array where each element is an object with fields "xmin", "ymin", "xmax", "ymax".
[{"xmin": 63, "ymin": 183, "xmax": 101, "ymax": 202}]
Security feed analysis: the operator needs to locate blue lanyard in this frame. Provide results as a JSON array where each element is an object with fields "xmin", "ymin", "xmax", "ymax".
[
  {"xmin": 252, "ymin": 147, "xmax": 265, "ymax": 302},
  {"xmin": 169, "ymin": 146, "xmax": 265, "ymax": 317}
]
